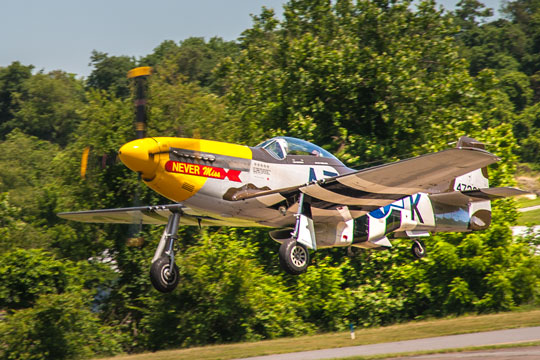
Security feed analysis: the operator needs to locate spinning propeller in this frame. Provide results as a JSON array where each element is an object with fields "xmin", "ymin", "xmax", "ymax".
[
  {"xmin": 127, "ymin": 66, "xmax": 151, "ymax": 139},
  {"xmin": 125, "ymin": 67, "xmax": 153, "ymax": 246},
  {"xmin": 80, "ymin": 66, "xmax": 152, "ymax": 178}
]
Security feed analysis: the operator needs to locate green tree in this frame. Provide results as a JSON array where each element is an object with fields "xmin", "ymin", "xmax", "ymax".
[
  {"xmin": 147, "ymin": 58, "xmax": 231, "ymax": 140},
  {"xmin": 219, "ymin": 0, "xmax": 516, "ymax": 164},
  {"xmin": 140, "ymin": 229, "xmax": 309, "ymax": 350},
  {"xmin": 86, "ymin": 51, "xmax": 136, "ymax": 98},
  {"xmin": 513, "ymin": 102, "xmax": 540, "ymax": 165},
  {"xmin": 453, "ymin": 0, "xmax": 493, "ymax": 31},
  {"xmin": 497, "ymin": 70, "xmax": 533, "ymax": 111},
  {"xmin": 2, "ymin": 71, "xmax": 85, "ymax": 146},
  {"xmin": 294, "ymin": 257, "xmax": 352, "ymax": 331},
  {"xmin": 0, "ymin": 248, "xmax": 112, "ymax": 311},
  {"xmin": 0, "ymin": 193, "xmax": 23, "ymax": 254},
  {"xmin": 0, "ymin": 292, "xmax": 122, "ymax": 360},
  {"xmin": 141, "ymin": 37, "xmax": 240, "ymax": 93},
  {"xmin": 0, "ymin": 131, "xmax": 67, "ymax": 252},
  {"xmin": 0, "ymin": 62, "xmax": 33, "ymax": 138}
]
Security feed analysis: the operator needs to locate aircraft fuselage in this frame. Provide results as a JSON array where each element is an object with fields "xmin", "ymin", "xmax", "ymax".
[{"xmin": 119, "ymin": 136, "xmax": 352, "ymax": 228}]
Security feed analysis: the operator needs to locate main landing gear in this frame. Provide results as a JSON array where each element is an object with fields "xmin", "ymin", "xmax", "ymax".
[
  {"xmin": 278, "ymin": 193, "xmax": 313, "ymax": 275},
  {"xmin": 279, "ymin": 238, "xmax": 310, "ymax": 275},
  {"xmin": 150, "ymin": 210, "xmax": 181, "ymax": 293}
]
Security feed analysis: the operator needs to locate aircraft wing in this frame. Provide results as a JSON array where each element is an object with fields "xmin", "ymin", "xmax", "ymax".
[
  {"xmin": 57, "ymin": 204, "xmax": 211, "ymax": 225},
  {"xmin": 235, "ymin": 147, "xmax": 501, "ymax": 214}
]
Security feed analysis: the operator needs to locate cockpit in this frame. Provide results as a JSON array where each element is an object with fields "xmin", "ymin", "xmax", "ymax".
[{"xmin": 255, "ymin": 136, "xmax": 338, "ymax": 161}]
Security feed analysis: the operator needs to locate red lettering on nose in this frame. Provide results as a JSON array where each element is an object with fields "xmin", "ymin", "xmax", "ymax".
[{"xmin": 165, "ymin": 161, "xmax": 241, "ymax": 182}]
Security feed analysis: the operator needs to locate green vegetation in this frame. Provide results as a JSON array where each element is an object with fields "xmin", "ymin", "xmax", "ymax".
[
  {"xmin": 97, "ymin": 309, "xmax": 540, "ymax": 360},
  {"xmin": 515, "ymin": 197, "xmax": 540, "ymax": 208},
  {"xmin": 517, "ymin": 208, "xmax": 540, "ymax": 225},
  {"xmin": 2, "ymin": 0, "xmax": 540, "ymax": 359}
]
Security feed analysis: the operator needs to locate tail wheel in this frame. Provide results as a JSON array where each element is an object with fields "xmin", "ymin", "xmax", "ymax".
[
  {"xmin": 279, "ymin": 239, "xmax": 310, "ymax": 275},
  {"xmin": 412, "ymin": 240, "xmax": 426, "ymax": 259},
  {"xmin": 150, "ymin": 256, "xmax": 179, "ymax": 293}
]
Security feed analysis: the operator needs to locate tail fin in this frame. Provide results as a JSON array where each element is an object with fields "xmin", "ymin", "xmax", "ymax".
[
  {"xmin": 454, "ymin": 136, "xmax": 491, "ymax": 230},
  {"xmin": 433, "ymin": 136, "xmax": 529, "ymax": 231},
  {"xmin": 452, "ymin": 136, "xmax": 489, "ymax": 192}
]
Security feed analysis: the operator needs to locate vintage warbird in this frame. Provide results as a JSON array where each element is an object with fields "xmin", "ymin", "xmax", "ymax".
[
  {"xmin": 58, "ymin": 68, "xmax": 526, "ymax": 293},
  {"xmin": 59, "ymin": 134, "xmax": 526, "ymax": 292}
]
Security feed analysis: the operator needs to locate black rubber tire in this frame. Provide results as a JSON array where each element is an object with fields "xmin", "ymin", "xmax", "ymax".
[
  {"xmin": 279, "ymin": 239, "xmax": 310, "ymax": 275},
  {"xmin": 412, "ymin": 240, "xmax": 426, "ymax": 259},
  {"xmin": 150, "ymin": 256, "xmax": 180, "ymax": 293}
]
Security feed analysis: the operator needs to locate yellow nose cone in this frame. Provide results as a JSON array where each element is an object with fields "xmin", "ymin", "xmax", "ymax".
[{"xmin": 118, "ymin": 138, "xmax": 160, "ymax": 179}]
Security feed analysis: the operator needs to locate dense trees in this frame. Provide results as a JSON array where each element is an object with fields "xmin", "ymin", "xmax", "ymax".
[
  {"xmin": 221, "ymin": 0, "xmax": 516, "ymax": 164},
  {"xmin": 1, "ymin": 0, "xmax": 540, "ymax": 359},
  {"xmin": 454, "ymin": 0, "xmax": 540, "ymax": 163},
  {"xmin": 0, "ymin": 62, "xmax": 33, "ymax": 139}
]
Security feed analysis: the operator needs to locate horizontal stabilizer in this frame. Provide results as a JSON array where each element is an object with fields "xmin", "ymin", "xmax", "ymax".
[
  {"xmin": 463, "ymin": 187, "xmax": 530, "ymax": 199},
  {"xmin": 430, "ymin": 187, "xmax": 529, "ymax": 205}
]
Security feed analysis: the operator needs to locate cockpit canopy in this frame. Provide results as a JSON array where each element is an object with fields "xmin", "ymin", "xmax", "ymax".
[{"xmin": 256, "ymin": 136, "xmax": 338, "ymax": 161}]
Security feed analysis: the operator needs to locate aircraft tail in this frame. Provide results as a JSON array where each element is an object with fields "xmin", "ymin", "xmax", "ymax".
[
  {"xmin": 451, "ymin": 136, "xmax": 490, "ymax": 192},
  {"xmin": 442, "ymin": 136, "xmax": 492, "ymax": 230},
  {"xmin": 441, "ymin": 136, "xmax": 526, "ymax": 230}
]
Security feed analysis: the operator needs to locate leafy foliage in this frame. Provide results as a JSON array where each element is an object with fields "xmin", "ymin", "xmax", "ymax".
[
  {"xmin": 86, "ymin": 51, "xmax": 136, "ymax": 98},
  {"xmin": 7, "ymin": 71, "xmax": 84, "ymax": 146},
  {"xmin": 141, "ymin": 37, "xmax": 240, "ymax": 93},
  {"xmin": 140, "ymin": 230, "xmax": 309, "ymax": 350},
  {"xmin": 220, "ymin": 0, "xmax": 516, "ymax": 166},
  {"xmin": 0, "ymin": 292, "xmax": 122, "ymax": 360},
  {"xmin": 0, "ymin": 62, "xmax": 33, "ymax": 137}
]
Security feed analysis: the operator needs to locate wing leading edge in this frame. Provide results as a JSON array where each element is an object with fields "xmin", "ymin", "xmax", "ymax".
[{"xmin": 57, "ymin": 204, "xmax": 211, "ymax": 225}]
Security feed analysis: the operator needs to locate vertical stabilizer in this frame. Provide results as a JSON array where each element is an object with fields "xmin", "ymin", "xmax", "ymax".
[
  {"xmin": 452, "ymin": 136, "xmax": 489, "ymax": 191},
  {"xmin": 453, "ymin": 136, "xmax": 491, "ymax": 230}
]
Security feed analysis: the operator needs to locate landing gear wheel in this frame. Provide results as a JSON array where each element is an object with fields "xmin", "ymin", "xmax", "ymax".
[
  {"xmin": 150, "ymin": 256, "xmax": 179, "ymax": 293},
  {"xmin": 279, "ymin": 239, "xmax": 310, "ymax": 275},
  {"xmin": 412, "ymin": 240, "xmax": 426, "ymax": 259}
]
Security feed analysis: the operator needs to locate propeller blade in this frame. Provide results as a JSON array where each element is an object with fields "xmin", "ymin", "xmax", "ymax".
[
  {"xmin": 127, "ymin": 66, "xmax": 152, "ymax": 139},
  {"xmin": 81, "ymin": 146, "xmax": 91, "ymax": 178},
  {"xmin": 126, "ymin": 66, "xmax": 152, "ymax": 245}
]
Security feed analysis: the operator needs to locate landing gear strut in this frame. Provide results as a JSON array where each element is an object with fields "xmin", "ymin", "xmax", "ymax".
[
  {"xmin": 150, "ymin": 210, "xmax": 181, "ymax": 292},
  {"xmin": 411, "ymin": 239, "xmax": 426, "ymax": 259},
  {"xmin": 278, "ymin": 193, "xmax": 314, "ymax": 275}
]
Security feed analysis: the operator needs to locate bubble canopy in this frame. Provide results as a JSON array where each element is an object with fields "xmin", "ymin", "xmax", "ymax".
[{"xmin": 255, "ymin": 136, "xmax": 338, "ymax": 160}]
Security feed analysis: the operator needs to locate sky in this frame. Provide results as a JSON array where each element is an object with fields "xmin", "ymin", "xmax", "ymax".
[{"xmin": 1, "ymin": 0, "xmax": 504, "ymax": 78}]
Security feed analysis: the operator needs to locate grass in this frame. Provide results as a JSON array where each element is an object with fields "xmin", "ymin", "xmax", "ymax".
[
  {"xmin": 97, "ymin": 309, "xmax": 540, "ymax": 360},
  {"xmin": 515, "ymin": 196, "xmax": 540, "ymax": 209},
  {"xmin": 517, "ymin": 208, "xmax": 540, "ymax": 226}
]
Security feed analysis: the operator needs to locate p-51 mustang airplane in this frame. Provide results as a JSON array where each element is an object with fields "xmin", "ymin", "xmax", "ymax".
[
  {"xmin": 58, "ymin": 67, "xmax": 525, "ymax": 292},
  {"xmin": 59, "ymin": 133, "xmax": 525, "ymax": 292}
]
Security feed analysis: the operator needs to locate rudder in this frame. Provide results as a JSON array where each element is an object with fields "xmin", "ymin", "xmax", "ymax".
[
  {"xmin": 453, "ymin": 136, "xmax": 491, "ymax": 230},
  {"xmin": 452, "ymin": 136, "xmax": 489, "ymax": 192}
]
